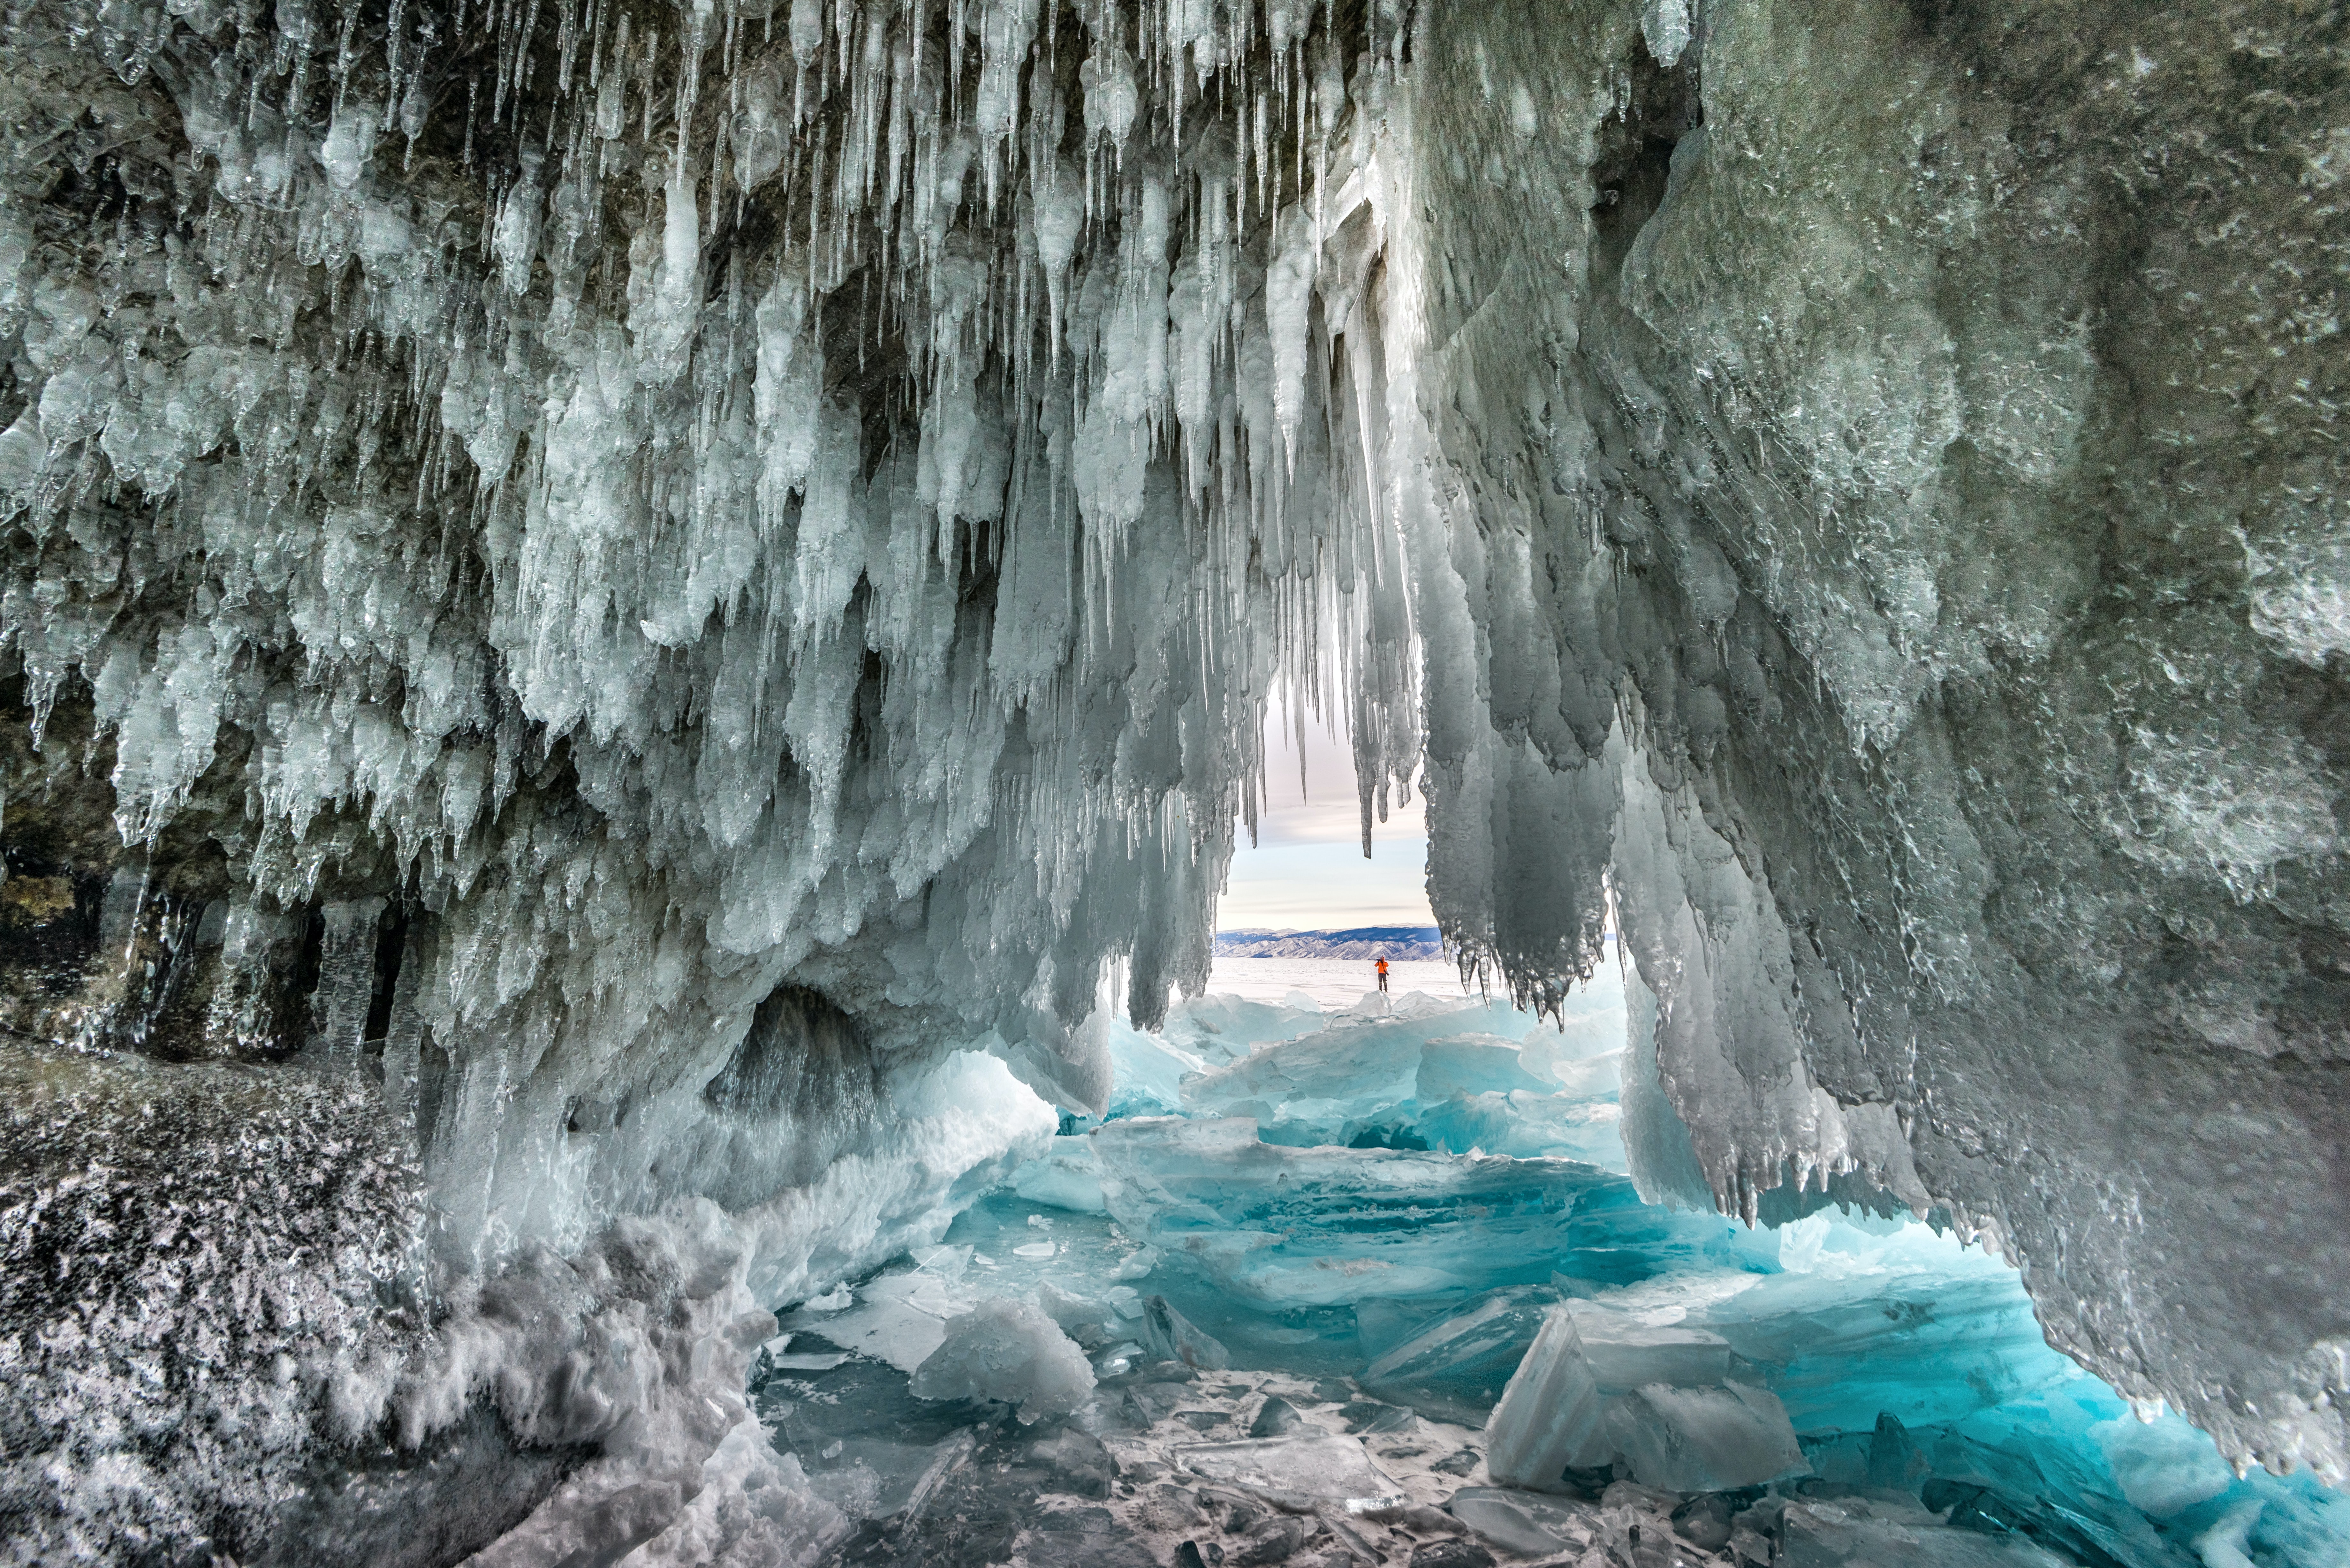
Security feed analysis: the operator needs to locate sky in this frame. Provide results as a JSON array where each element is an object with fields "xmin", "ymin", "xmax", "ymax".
[{"xmin": 1219, "ymin": 702, "xmax": 1435, "ymax": 933}]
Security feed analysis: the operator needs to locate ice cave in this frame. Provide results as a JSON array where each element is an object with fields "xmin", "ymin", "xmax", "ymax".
[{"xmin": 1, "ymin": 0, "xmax": 2346, "ymax": 1562}]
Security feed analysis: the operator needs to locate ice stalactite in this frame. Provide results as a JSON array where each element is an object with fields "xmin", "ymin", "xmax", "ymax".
[
  {"xmin": 0, "ymin": 0, "xmax": 1427, "ymax": 1556},
  {"xmin": 1396, "ymin": 0, "xmax": 2349, "ymax": 1493}
]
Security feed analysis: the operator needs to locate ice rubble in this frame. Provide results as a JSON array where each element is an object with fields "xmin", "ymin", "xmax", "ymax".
[
  {"xmin": 1, "ymin": 0, "xmax": 2345, "ymax": 1553},
  {"xmin": 709, "ymin": 988, "xmax": 2348, "ymax": 1568}
]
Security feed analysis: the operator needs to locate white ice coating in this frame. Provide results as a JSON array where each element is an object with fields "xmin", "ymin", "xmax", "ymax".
[
  {"xmin": 1, "ymin": 0, "xmax": 2346, "ymax": 1557},
  {"xmin": 1, "ymin": 0, "xmax": 1427, "ymax": 1259}
]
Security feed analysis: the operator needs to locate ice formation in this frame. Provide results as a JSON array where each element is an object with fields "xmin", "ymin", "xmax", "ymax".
[
  {"xmin": 909, "ymin": 1297, "xmax": 1098, "ymax": 1423},
  {"xmin": 0, "ymin": 0, "xmax": 2344, "ymax": 1556},
  {"xmin": 726, "ymin": 988, "xmax": 2349, "ymax": 1568}
]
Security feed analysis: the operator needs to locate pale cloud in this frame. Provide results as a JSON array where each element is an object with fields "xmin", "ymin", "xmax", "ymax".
[{"xmin": 1223, "ymin": 703, "xmax": 1432, "ymax": 931}]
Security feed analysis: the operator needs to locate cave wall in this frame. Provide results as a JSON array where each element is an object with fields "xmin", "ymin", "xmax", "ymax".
[{"xmin": 1403, "ymin": 0, "xmax": 2349, "ymax": 1481}]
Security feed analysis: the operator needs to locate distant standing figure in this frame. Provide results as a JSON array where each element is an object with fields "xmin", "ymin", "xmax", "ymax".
[{"xmin": 1375, "ymin": 955, "xmax": 1390, "ymax": 993}]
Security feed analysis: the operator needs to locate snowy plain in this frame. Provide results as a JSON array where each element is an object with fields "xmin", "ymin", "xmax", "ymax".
[{"xmin": 1200, "ymin": 957, "xmax": 1480, "ymax": 1012}]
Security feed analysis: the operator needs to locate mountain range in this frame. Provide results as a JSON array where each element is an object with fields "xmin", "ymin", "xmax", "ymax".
[{"xmin": 1213, "ymin": 926, "xmax": 1446, "ymax": 961}]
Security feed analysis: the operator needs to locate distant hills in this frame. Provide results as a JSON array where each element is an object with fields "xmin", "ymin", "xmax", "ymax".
[{"xmin": 1214, "ymin": 925, "xmax": 1446, "ymax": 961}]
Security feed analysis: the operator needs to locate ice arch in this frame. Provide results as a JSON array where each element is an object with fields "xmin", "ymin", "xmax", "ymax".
[{"xmin": 0, "ymin": 0, "xmax": 2341, "ymax": 1556}]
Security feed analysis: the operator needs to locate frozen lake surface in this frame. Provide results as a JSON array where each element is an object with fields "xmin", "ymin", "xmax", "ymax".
[
  {"xmin": 1201, "ymin": 955, "xmax": 1479, "ymax": 1012},
  {"xmin": 734, "ymin": 984, "xmax": 2350, "ymax": 1568}
]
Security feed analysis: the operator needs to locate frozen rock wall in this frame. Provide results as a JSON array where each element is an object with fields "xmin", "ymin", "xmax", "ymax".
[
  {"xmin": 0, "ymin": 0, "xmax": 2343, "ymax": 1554},
  {"xmin": 1399, "ymin": 0, "xmax": 2349, "ymax": 1489}
]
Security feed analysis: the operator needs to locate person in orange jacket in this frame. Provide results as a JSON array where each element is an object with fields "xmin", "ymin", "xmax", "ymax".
[{"xmin": 1374, "ymin": 955, "xmax": 1390, "ymax": 993}]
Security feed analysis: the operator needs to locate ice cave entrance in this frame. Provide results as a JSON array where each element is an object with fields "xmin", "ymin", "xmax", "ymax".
[{"xmin": 744, "ymin": 720, "xmax": 2350, "ymax": 1568}]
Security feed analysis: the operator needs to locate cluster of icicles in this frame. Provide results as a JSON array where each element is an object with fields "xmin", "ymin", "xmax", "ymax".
[{"xmin": 0, "ymin": 0, "xmax": 1427, "ymax": 1121}]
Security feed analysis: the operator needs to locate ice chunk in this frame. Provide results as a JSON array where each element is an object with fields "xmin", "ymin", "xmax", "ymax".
[
  {"xmin": 1250, "ymin": 1397, "xmax": 1304, "ymax": 1437},
  {"xmin": 1779, "ymin": 1496, "xmax": 2077, "ymax": 1567},
  {"xmin": 1446, "ymin": 1487, "xmax": 1597, "ymax": 1557},
  {"xmin": 1415, "ymin": 1036, "xmax": 1554, "ymax": 1100},
  {"xmin": 1175, "ymin": 1432, "xmax": 1399, "ymax": 1510},
  {"xmin": 2088, "ymin": 1415, "xmax": 2235, "ymax": 1519},
  {"xmin": 1604, "ymin": 1382, "xmax": 1808, "ymax": 1492},
  {"xmin": 1161, "ymin": 993, "xmax": 1330, "ymax": 1067},
  {"xmin": 1036, "ymin": 1280, "xmax": 1114, "ymax": 1339},
  {"xmin": 1014, "ymin": 1136, "xmax": 1110, "ymax": 1213},
  {"xmin": 908, "ymin": 1298, "xmax": 1096, "ymax": 1424},
  {"xmin": 1137, "ymin": 1295, "xmax": 1232, "ymax": 1371},
  {"xmin": 1565, "ymin": 1303, "xmax": 1736, "ymax": 1391},
  {"xmin": 1179, "ymin": 1021, "xmax": 1427, "ymax": 1130},
  {"xmin": 1360, "ymin": 1285, "xmax": 1561, "ymax": 1423},
  {"xmin": 1102, "ymin": 1016, "xmax": 1209, "ymax": 1119},
  {"xmin": 1641, "ymin": 1216, "xmax": 2087, "ymax": 1434},
  {"xmin": 1483, "ymin": 1307, "xmax": 1610, "ymax": 1490},
  {"xmin": 1029, "ymin": 1427, "xmax": 1119, "ymax": 1498},
  {"xmin": 1178, "ymin": 1007, "xmax": 1613, "ymax": 1156},
  {"xmin": 787, "ymin": 1268, "xmax": 976, "ymax": 1373}
]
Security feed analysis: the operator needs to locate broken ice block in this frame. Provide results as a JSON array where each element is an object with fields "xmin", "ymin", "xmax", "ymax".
[
  {"xmin": 1013, "ymin": 1135, "xmax": 1110, "ymax": 1212},
  {"xmin": 1175, "ymin": 1431, "xmax": 1399, "ymax": 1510},
  {"xmin": 1106, "ymin": 1018, "xmax": 1214, "ymax": 1116},
  {"xmin": 1565, "ymin": 1302, "xmax": 1737, "ymax": 1391},
  {"xmin": 1029, "ymin": 1427, "xmax": 1119, "ymax": 1498},
  {"xmin": 1036, "ymin": 1279, "xmax": 1113, "ymax": 1338},
  {"xmin": 784, "ymin": 1266, "xmax": 974, "ymax": 1372},
  {"xmin": 1161, "ymin": 993, "xmax": 1331, "ymax": 1067},
  {"xmin": 1484, "ymin": 1306, "xmax": 1611, "ymax": 1490},
  {"xmin": 1778, "ymin": 1495, "xmax": 2076, "ymax": 1567},
  {"xmin": 1604, "ymin": 1382, "xmax": 1807, "ymax": 1492},
  {"xmin": 1415, "ymin": 1036, "xmax": 1555, "ymax": 1101},
  {"xmin": 1137, "ymin": 1295, "xmax": 1232, "ymax": 1370},
  {"xmin": 1446, "ymin": 1488, "xmax": 1596, "ymax": 1557},
  {"xmin": 1361, "ymin": 1285, "xmax": 1561, "ymax": 1423},
  {"xmin": 1250, "ymin": 1396, "xmax": 1305, "ymax": 1436},
  {"xmin": 908, "ymin": 1298, "xmax": 1096, "ymax": 1423}
]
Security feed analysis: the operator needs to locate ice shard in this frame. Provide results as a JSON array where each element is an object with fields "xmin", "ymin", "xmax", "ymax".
[{"xmin": 1482, "ymin": 1306, "xmax": 1610, "ymax": 1492}]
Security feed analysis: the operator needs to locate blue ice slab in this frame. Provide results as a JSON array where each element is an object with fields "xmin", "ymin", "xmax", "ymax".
[
  {"xmin": 1088, "ymin": 1116, "xmax": 1753, "ymax": 1312},
  {"xmin": 1409, "ymin": 1090, "xmax": 1627, "ymax": 1166},
  {"xmin": 1355, "ymin": 1284, "xmax": 1566, "ymax": 1423},
  {"xmin": 1614, "ymin": 1212, "xmax": 2083, "ymax": 1436},
  {"xmin": 1174, "ymin": 999, "xmax": 1628, "ymax": 1164},
  {"xmin": 1159, "ymin": 993, "xmax": 1333, "ymax": 1067},
  {"xmin": 981, "ymin": 979, "xmax": 2350, "ymax": 1568},
  {"xmin": 1100, "ymin": 1019, "xmax": 1205, "ymax": 1120}
]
